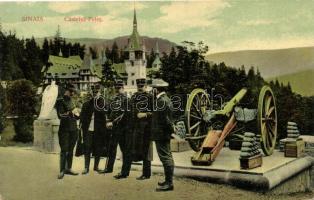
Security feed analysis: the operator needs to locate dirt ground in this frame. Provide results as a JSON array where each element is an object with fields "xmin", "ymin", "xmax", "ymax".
[{"xmin": 0, "ymin": 146, "xmax": 313, "ymax": 200}]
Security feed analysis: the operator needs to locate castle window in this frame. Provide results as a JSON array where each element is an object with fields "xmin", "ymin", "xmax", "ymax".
[
  {"xmin": 131, "ymin": 73, "xmax": 135, "ymax": 76},
  {"xmin": 132, "ymin": 80, "xmax": 134, "ymax": 85}
]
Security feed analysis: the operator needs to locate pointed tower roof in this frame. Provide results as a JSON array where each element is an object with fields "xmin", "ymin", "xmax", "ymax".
[
  {"xmin": 133, "ymin": 8, "xmax": 137, "ymax": 27},
  {"xmin": 127, "ymin": 8, "xmax": 142, "ymax": 51},
  {"xmin": 155, "ymin": 41, "xmax": 160, "ymax": 54}
]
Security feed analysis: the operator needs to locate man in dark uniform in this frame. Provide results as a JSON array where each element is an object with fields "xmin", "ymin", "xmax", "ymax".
[
  {"xmin": 55, "ymin": 83, "xmax": 79, "ymax": 179},
  {"xmin": 80, "ymin": 84, "xmax": 103, "ymax": 175},
  {"xmin": 104, "ymin": 79, "xmax": 129, "ymax": 174},
  {"xmin": 114, "ymin": 78, "xmax": 153, "ymax": 180},
  {"xmin": 151, "ymin": 79, "xmax": 175, "ymax": 191}
]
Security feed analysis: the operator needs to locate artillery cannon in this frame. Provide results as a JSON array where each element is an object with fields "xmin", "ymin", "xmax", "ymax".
[{"xmin": 181, "ymin": 85, "xmax": 277, "ymax": 165}]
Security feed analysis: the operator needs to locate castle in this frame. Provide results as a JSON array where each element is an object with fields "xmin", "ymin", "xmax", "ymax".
[{"xmin": 42, "ymin": 9, "xmax": 161, "ymax": 94}]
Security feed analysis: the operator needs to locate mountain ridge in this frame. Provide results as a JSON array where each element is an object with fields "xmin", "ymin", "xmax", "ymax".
[
  {"xmin": 206, "ymin": 46, "xmax": 314, "ymax": 78},
  {"xmin": 35, "ymin": 35, "xmax": 177, "ymax": 54}
]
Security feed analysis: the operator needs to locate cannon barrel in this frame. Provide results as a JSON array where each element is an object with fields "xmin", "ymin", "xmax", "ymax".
[{"xmin": 214, "ymin": 88, "xmax": 247, "ymax": 117}]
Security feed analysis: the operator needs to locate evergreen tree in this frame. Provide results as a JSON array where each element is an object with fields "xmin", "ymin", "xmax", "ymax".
[
  {"xmin": 89, "ymin": 46, "xmax": 97, "ymax": 59},
  {"xmin": 101, "ymin": 59, "xmax": 117, "ymax": 88},
  {"xmin": 41, "ymin": 38, "xmax": 49, "ymax": 64},
  {"xmin": 23, "ymin": 37, "xmax": 43, "ymax": 84},
  {"xmin": 147, "ymin": 48, "xmax": 155, "ymax": 68},
  {"xmin": 111, "ymin": 41, "xmax": 119, "ymax": 63}
]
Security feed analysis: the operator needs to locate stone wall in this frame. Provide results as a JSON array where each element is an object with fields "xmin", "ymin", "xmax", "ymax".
[{"xmin": 300, "ymin": 135, "xmax": 314, "ymax": 189}]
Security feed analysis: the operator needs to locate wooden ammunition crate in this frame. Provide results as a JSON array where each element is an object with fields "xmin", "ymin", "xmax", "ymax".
[
  {"xmin": 285, "ymin": 139, "xmax": 305, "ymax": 157},
  {"xmin": 170, "ymin": 139, "xmax": 191, "ymax": 152},
  {"xmin": 240, "ymin": 154, "xmax": 262, "ymax": 169}
]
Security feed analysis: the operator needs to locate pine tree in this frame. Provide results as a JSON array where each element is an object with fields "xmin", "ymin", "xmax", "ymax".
[
  {"xmin": 42, "ymin": 38, "xmax": 49, "ymax": 64},
  {"xmin": 89, "ymin": 46, "xmax": 97, "ymax": 59},
  {"xmin": 147, "ymin": 48, "xmax": 155, "ymax": 68},
  {"xmin": 101, "ymin": 59, "xmax": 116, "ymax": 88},
  {"xmin": 111, "ymin": 41, "xmax": 119, "ymax": 63}
]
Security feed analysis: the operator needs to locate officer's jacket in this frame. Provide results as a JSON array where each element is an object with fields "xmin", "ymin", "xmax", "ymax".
[
  {"xmin": 129, "ymin": 91, "xmax": 153, "ymax": 131},
  {"xmin": 129, "ymin": 91, "xmax": 153, "ymax": 161},
  {"xmin": 80, "ymin": 96, "xmax": 107, "ymax": 134},
  {"xmin": 55, "ymin": 95, "xmax": 78, "ymax": 132},
  {"xmin": 80, "ymin": 98, "xmax": 94, "ymax": 133},
  {"xmin": 151, "ymin": 92, "xmax": 174, "ymax": 141},
  {"xmin": 108, "ymin": 92, "xmax": 129, "ymax": 131}
]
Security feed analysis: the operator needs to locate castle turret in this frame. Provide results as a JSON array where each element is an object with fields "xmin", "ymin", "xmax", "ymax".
[{"xmin": 125, "ymin": 8, "xmax": 146, "ymax": 87}]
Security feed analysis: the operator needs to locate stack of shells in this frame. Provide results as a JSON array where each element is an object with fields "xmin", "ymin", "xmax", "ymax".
[
  {"xmin": 287, "ymin": 121, "xmax": 300, "ymax": 140},
  {"xmin": 240, "ymin": 132, "xmax": 261, "ymax": 159},
  {"xmin": 279, "ymin": 121, "xmax": 300, "ymax": 151}
]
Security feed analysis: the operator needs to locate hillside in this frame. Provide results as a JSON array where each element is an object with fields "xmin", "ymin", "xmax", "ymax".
[
  {"xmin": 35, "ymin": 36, "xmax": 177, "ymax": 54},
  {"xmin": 206, "ymin": 47, "xmax": 314, "ymax": 78},
  {"xmin": 267, "ymin": 69, "xmax": 314, "ymax": 96}
]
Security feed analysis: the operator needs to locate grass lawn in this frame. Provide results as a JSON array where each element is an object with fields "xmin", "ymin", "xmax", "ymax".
[{"xmin": 0, "ymin": 119, "xmax": 32, "ymax": 147}]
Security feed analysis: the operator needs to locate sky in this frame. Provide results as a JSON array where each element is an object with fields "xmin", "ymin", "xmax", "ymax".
[{"xmin": 0, "ymin": 0, "xmax": 314, "ymax": 53}]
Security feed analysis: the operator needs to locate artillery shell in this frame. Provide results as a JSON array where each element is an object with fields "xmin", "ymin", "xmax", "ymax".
[
  {"xmin": 287, "ymin": 122, "xmax": 297, "ymax": 126},
  {"xmin": 287, "ymin": 125, "xmax": 298, "ymax": 130},
  {"xmin": 241, "ymin": 147, "xmax": 254, "ymax": 152},
  {"xmin": 240, "ymin": 152, "xmax": 252, "ymax": 157},
  {"xmin": 244, "ymin": 132, "xmax": 256, "ymax": 137},
  {"xmin": 243, "ymin": 137, "xmax": 255, "ymax": 142},
  {"xmin": 253, "ymin": 150, "xmax": 261, "ymax": 155},
  {"xmin": 287, "ymin": 134, "xmax": 300, "ymax": 138},
  {"xmin": 287, "ymin": 130, "xmax": 299, "ymax": 134},
  {"xmin": 242, "ymin": 142, "xmax": 254, "ymax": 147}
]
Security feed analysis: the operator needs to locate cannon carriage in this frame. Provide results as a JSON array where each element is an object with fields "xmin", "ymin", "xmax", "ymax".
[{"xmin": 178, "ymin": 85, "xmax": 277, "ymax": 165}]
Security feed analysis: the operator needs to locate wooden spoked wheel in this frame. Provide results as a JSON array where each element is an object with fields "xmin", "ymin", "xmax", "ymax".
[
  {"xmin": 257, "ymin": 86, "xmax": 277, "ymax": 156},
  {"xmin": 185, "ymin": 88, "xmax": 211, "ymax": 151}
]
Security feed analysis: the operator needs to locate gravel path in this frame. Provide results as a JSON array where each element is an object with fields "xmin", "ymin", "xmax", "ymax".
[{"xmin": 0, "ymin": 147, "xmax": 313, "ymax": 200}]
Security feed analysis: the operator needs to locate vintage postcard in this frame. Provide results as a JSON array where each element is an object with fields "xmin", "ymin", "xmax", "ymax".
[{"xmin": 0, "ymin": 1, "xmax": 314, "ymax": 200}]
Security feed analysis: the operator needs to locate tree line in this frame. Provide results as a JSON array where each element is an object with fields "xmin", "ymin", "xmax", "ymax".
[
  {"xmin": 0, "ymin": 30, "xmax": 85, "ymax": 85},
  {"xmin": 157, "ymin": 41, "xmax": 314, "ymax": 140},
  {"xmin": 89, "ymin": 41, "xmax": 157, "ymax": 68}
]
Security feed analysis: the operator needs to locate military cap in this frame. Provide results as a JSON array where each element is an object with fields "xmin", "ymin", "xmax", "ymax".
[
  {"xmin": 136, "ymin": 78, "xmax": 147, "ymax": 86},
  {"xmin": 151, "ymin": 79, "xmax": 169, "ymax": 88},
  {"xmin": 114, "ymin": 79, "xmax": 124, "ymax": 88}
]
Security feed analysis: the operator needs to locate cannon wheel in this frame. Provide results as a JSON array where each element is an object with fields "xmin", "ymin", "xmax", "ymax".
[
  {"xmin": 185, "ymin": 88, "xmax": 211, "ymax": 151},
  {"xmin": 258, "ymin": 85, "xmax": 277, "ymax": 156}
]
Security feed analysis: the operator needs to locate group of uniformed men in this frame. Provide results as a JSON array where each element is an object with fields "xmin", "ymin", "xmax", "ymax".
[{"xmin": 55, "ymin": 78, "xmax": 175, "ymax": 191}]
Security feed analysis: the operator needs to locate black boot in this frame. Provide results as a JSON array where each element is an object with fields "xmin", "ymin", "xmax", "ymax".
[
  {"xmin": 156, "ymin": 166, "xmax": 174, "ymax": 192},
  {"xmin": 137, "ymin": 159, "xmax": 151, "ymax": 180},
  {"xmin": 65, "ymin": 152, "xmax": 79, "ymax": 175},
  {"xmin": 82, "ymin": 154, "xmax": 90, "ymax": 175},
  {"xmin": 58, "ymin": 152, "xmax": 67, "ymax": 179},
  {"xmin": 158, "ymin": 181, "xmax": 167, "ymax": 186},
  {"xmin": 104, "ymin": 156, "xmax": 115, "ymax": 174},
  {"xmin": 94, "ymin": 156, "xmax": 101, "ymax": 172},
  {"xmin": 114, "ymin": 173, "xmax": 128, "ymax": 179}
]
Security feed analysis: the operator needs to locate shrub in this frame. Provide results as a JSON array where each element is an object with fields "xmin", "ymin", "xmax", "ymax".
[{"xmin": 7, "ymin": 79, "xmax": 37, "ymax": 142}]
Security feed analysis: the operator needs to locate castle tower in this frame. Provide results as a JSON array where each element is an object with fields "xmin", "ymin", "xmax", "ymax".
[{"xmin": 125, "ymin": 8, "xmax": 147, "ymax": 87}]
